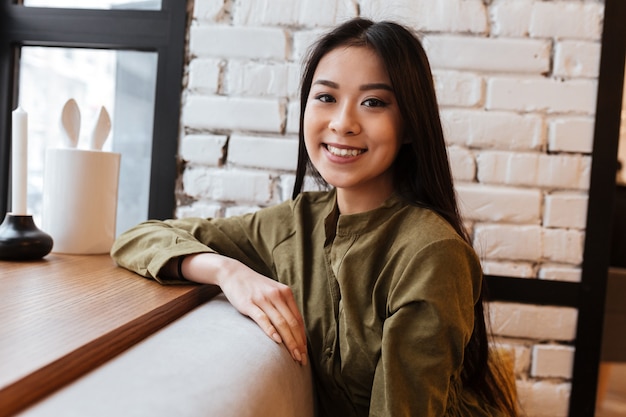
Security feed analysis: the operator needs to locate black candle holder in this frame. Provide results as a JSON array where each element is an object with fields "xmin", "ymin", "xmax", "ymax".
[{"xmin": 0, "ymin": 213, "xmax": 53, "ymax": 261}]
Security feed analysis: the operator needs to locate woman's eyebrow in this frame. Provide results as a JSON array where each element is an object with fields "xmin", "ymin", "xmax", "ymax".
[
  {"xmin": 360, "ymin": 83, "xmax": 393, "ymax": 92},
  {"xmin": 312, "ymin": 79, "xmax": 338, "ymax": 88},
  {"xmin": 312, "ymin": 80, "xmax": 393, "ymax": 92}
]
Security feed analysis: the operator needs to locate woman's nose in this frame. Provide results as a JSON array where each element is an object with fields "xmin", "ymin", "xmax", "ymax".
[{"xmin": 328, "ymin": 103, "xmax": 360, "ymax": 136}]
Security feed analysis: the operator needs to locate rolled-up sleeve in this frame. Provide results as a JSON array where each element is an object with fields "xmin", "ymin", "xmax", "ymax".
[{"xmin": 111, "ymin": 200, "xmax": 296, "ymax": 284}]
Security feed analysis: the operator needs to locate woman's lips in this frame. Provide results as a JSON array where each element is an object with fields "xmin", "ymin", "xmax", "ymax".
[{"xmin": 325, "ymin": 144, "xmax": 367, "ymax": 157}]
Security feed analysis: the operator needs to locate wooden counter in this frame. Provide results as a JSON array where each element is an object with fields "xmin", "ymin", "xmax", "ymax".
[{"xmin": 0, "ymin": 254, "xmax": 219, "ymax": 417}]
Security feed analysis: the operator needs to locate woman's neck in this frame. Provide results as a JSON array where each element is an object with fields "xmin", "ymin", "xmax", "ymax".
[{"xmin": 336, "ymin": 187, "xmax": 394, "ymax": 215}]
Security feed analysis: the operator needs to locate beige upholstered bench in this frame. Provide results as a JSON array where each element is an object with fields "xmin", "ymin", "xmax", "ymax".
[{"xmin": 19, "ymin": 294, "xmax": 315, "ymax": 417}]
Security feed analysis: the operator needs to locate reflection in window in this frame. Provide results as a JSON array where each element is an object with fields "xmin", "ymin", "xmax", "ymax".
[
  {"xmin": 23, "ymin": 0, "xmax": 161, "ymax": 10},
  {"xmin": 19, "ymin": 47, "xmax": 157, "ymax": 236}
]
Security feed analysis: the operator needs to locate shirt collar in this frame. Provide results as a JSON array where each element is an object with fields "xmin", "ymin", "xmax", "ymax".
[{"xmin": 323, "ymin": 189, "xmax": 407, "ymax": 239}]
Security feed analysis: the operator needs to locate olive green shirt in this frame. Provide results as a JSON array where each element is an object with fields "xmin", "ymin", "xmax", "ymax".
[{"xmin": 111, "ymin": 190, "xmax": 500, "ymax": 417}]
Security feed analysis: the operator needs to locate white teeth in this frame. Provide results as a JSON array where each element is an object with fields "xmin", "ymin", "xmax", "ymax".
[{"xmin": 326, "ymin": 145, "xmax": 364, "ymax": 157}]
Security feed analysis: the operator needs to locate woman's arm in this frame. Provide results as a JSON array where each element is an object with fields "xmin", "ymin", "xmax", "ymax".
[
  {"xmin": 369, "ymin": 239, "xmax": 480, "ymax": 416},
  {"xmin": 112, "ymin": 203, "xmax": 307, "ymax": 365}
]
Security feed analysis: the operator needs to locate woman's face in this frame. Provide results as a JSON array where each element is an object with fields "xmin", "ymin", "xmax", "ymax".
[{"xmin": 303, "ymin": 46, "xmax": 404, "ymax": 213}]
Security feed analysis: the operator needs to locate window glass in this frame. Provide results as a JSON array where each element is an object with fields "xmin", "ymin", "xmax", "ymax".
[
  {"xmin": 19, "ymin": 46, "xmax": 157, "ymax": 236},
  {"xmin": 22, "ymin": 0, "xmax": 161, "ymax": 10}
]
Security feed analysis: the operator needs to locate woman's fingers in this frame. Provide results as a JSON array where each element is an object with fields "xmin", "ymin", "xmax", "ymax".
[
  {"xmin": 251, "ymin": 289, "xmax": 307, "ymax": 366},
  {"xmin": 248, "ymin": 305, "xmax": 283, "ymax": 344}
]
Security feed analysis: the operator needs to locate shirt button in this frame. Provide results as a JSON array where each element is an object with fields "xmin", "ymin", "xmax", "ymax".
[{"xmin": 324, "ymin": 347, "xmax": 333, "ymax": 357}]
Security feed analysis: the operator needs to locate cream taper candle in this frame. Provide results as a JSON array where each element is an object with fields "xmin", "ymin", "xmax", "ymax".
[{"xmin": 12, "ymin": 106, "xmax": 28, "ymax": 215}]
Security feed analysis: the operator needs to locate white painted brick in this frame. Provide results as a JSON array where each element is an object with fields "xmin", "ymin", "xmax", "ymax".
[
  {"xmin": 280, "ymin": 174, "xmax": 296, "ymax": 202},
  {"xmin": 516, "ymin": 380, "xmax": 571, "ymax": 417},
  {"xmin": 233, "ymin": 0, "xmax": 300, "ymax": 26},
  {"xmin": 456, "ymin": 184, "xmax": 541, "ymax": 223},
  {"xmin": 474, "ymin": 224, "xmax": 542, "ymax": 262},
  {"xmin": 476, "ymin": 151, "xmax": 591, "ymax": 190},
  {"xmin": 433, "ymin": 70, "xmax": 482, "ymax": 108},
  {"xmin": 225, "ymin": 205, "xmax": 262, "ymax": 217},
  {"xmin": 189, "ymin": 26, "xmax": 287, "ymax": 60},
  {"xmin": 423, "ymin": 35, "xmax": 550, "ymax": 74},
  {"xmin": 281, "ymin": 174, "xmax": 326, "ymax": 201},
  {"xmin": 532, "ymin": 344, "xmax": 575, "ymax": 379},
  {"xmin": 548, "ymin": 117, "xmax": 595, "ymax": 154},
  {"xmin": 192, "ymin": 0, "xmax": 228, "ymax": 23},
  {"xmin": 489, "ymin": 0, "xmax": 533, "ymax": 37},
  {"xmin": 180, "ymin": 134, "xmax": 228, "ymax": 166},
  {"xmin": 554, "ymin": 40, "xmax": 601, "ymax": 79},
  {"xmin": 233, "ymin": 0, "xmax": 357, "ymax": 27},
  {"xmin": 539, "ymin": 265, "xmax": 582, "ymax": 283},
  {"xmin": 176, "ymin": 202, "xmax": 223, "ymax": 219},
  {"xmin": 292, "ymin": 29, "xmax": 325, "ymax": 61},
  {"xmin": 360, "ymin": 0, "xmax": 487, "ymax": 34},
  {"xmin": 441, "ymin": 110, "xmax": 545, "ymax": 151},
  {"xmin": 486, "ymin": 77, "xmax": 598, "ymax": 114},
  {"xmin": 227, "ymin": 135, "xmax": 299, "ymax": 171},
  {"xmin": 187, "ymin": 58, "xmax": 222, "ymax": 93},
  {"xmin": 530, "ymin": 2, "xmax": 603, "ymax": 41},
  {"xmin": 542, "ymin": 228, "xmax": 584, "ymax": 265},
  {"xmin": 543, "ymin": 192, "xmax": 588, "ymax": 229},
  {"xmin": 286, "ymin": 100, "xmax": 301, "ymax": 135},
  {"xmin": 182, "ymin": 167, "xmax": 275, "ymax": 204},
  {"xmin": 226, "ymin": 61, "xmax": 290, "ymax": 97},
  {"xmin": 536, "ymin": 154, "xmax": 592, "ymax": 190},
  {"xmin": 493, "ymin": 340, "xmax": 531, "ymax": 376},
  {"xmin": 489, "ymin": 302, "xmax": 578, "ymax": 341},
  {"xmin": 481, "ymin": 261, "xmax": 536, "ymax": 279},
  {"xmin": 539, "ymin": 153, "xmax": 592, "ymax": 190},
  {"xmin": 447, "ymin": 146, "xmax": 476, "ymax": 181},
  {"xmin": 286, "ymin": 63, "xmax": 302, "ymax": 98},
  {"xmin": 183, "ymin": 95, "xmax": 285, "ymax": 133}
]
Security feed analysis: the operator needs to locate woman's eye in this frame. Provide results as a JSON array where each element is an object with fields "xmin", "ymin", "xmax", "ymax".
[
  {"xmin": 363, "ymin": 98, "xmax": 387, "ymax": 108},
  {"xmin": 315, "ymin": 94, "xmax": 335, "ymax": 103}
]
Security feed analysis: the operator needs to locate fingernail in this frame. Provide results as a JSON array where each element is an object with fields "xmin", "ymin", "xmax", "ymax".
[
  {"xmin": 293, "ymin": 348, "xmax": 302, "ymax": 362},
  {"xmin": 272, "ymin": 332, "xmax": 282, "ymax": 344}
]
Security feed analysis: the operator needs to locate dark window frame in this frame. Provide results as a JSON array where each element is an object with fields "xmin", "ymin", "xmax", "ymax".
[{"xmin": 0, "ymin": 0, "xmax": 187, "ymax": 220}]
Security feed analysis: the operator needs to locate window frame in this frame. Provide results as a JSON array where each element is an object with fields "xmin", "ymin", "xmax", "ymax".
[{"xmin": 0, "ymin": 0, "xmax": 187, "ymax": 220}]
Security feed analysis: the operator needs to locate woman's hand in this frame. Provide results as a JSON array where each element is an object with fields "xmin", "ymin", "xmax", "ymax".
[{"xmin": 179, "ymin": 253, "xmax": 308, "ymax": 366}]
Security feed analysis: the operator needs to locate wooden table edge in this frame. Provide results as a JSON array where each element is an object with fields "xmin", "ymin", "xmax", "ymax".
[{"xmin": 0, "ymin": 284, "xmax": 221, "ymax": 417}]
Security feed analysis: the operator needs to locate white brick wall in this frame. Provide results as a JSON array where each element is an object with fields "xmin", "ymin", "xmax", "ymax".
[
  {"xmin": 179, "ymin": 0, "xmax": 606, "ymax": 413},
  {"xmin": 532, "ymin": 344, "xmax": 576, "ymax": 379},
  {"xmin": 517, "ymin": 380, "xmax": 571, "ymax": 417},
  {"xmin": 489, "ymin": 302, "xmax": 578, "ymax": 341}
]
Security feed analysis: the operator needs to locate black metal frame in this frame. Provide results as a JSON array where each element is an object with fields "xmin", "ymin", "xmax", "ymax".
[
  {"xmin": 1, "ymin": 1, "xmax": 625, "ymax": 416},
  {"xmin": 0, "ymin": 0, "xmax": 187, "ymax": 220},
  {"xmin": 569, "ymin": 1, "xmax": 626, "ymax": 415}
]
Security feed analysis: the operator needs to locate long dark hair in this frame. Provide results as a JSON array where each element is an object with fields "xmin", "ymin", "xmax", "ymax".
[{"xmin": 293, "ymin": 18, "xmax": 518, "ymax": 416}]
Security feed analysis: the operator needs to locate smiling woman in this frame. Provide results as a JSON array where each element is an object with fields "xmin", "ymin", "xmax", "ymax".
[
  {"xmin": 303, "ymin": 46, "xmax": 404, "ymax": 214},
  {"xmin": 111, "ymin": 18, "xmax": 519, "ymax": 417}
]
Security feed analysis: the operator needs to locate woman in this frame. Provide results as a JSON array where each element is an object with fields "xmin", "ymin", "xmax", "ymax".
[{"xmin": 112, "ymin": 18, "xmax": 519, "ymax": 417}]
